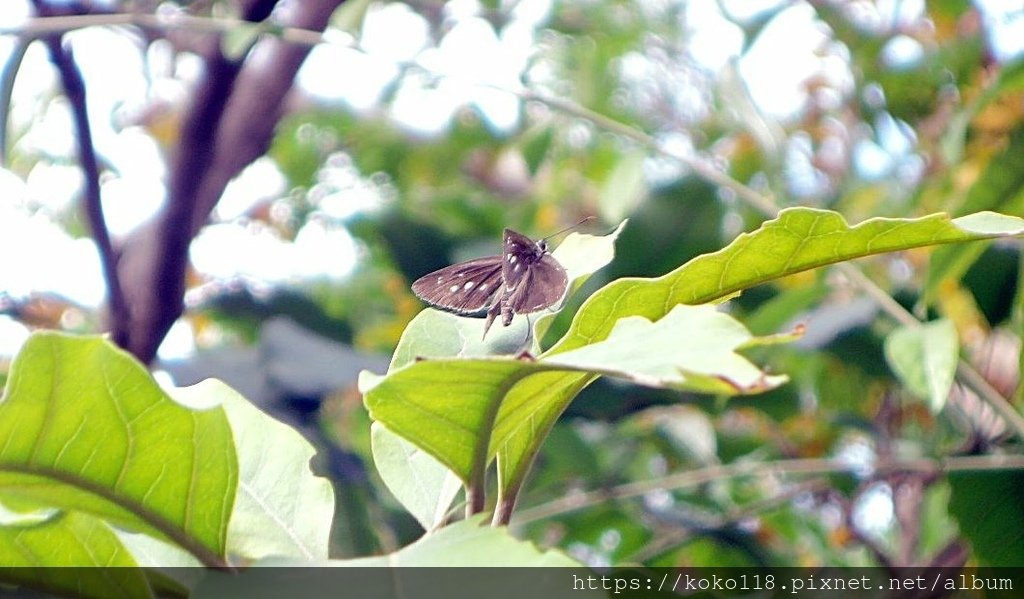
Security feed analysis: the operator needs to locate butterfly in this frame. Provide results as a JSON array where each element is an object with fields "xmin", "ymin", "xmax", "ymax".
[{"xmin": 411, "ymin": 228, "xmax": 570, "ymax": 339}]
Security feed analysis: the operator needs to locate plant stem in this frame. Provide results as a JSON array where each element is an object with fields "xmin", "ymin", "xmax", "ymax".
[{"xmin": 511, "ymin": 454, "xmax": 1024, "ymax": 526}]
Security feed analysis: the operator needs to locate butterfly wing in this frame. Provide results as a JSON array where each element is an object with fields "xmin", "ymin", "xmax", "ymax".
[
  {"xmin": 411, "ymin": 257, "xmax": 503, "ymax": 315},
  {"xmin": 508, "ymin": 254, "xmax": 568, "ymax": 314},
  {"xmin": 501, "ymin": 229, "xmax": 543, "ymax": 289}
]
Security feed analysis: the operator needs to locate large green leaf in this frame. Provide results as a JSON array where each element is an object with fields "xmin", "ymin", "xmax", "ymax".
[
  {"xmin": 948, "ymin": 470, "xmax": 1024, "ymax": 566},
  {"xmin": 0, "ymin": 333, "xmax": 237, "ymax": 566},
  {"xmin": 0, "ymin": 333, "xmax": 335, "ymax": 571},
  {"xmin": 192, "ymin": 518, "xmax": 595, "ymax": 598},
  {"xmin": 172, "ymin": 380, "xmax": 335, "ymax": 561},
  {"xmin": 0, "ymin": 508, "xmax": 151, "ymax": 599},
  {"xmin": 498, "ymin": 208, "xmax": 1024, "ymax": 501},
  {"xmin": 883, "ymin": 319, "xmax": 958, "ymax": 412}
]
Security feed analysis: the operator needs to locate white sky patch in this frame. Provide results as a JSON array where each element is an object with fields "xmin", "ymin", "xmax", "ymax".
[
  {"xmin": 683, "ymin": 2, "xmax": 744, "ymax": 72},
  {"xmin": 718, "ymin": 0, "xmax": 790, "ymax": 21},
  {"xmin": 389, "ymin": 73, "xmax": 462, "ymax": 136},
  {"xmin": 298, "ymin": 45, "xmax": 398, "ymax": 111},
  {"xmin": 98, "ymin": 174, "xmax": 165, "ymax": 238},
  {"xmin": 215, "ymin": 157, "xmax": 287, "ymax": 221},
  {"xmin": 975, "ymin": 0, "xmax": 1024, "ymax": 60},
  {"xmin": 104, "ymin": 128, "xmax": 166, "ymax": 182},
  {"xmin": 0, "ymin": 204, "xmax": 106, "ymax": 306},
  {"xmin": 852, "ymin": 482, "xmax": 895, "ymax": 537},
  {"xmin": 190, "ymin": 223, "xmax": 295, "ymax": 281},
  {"xmin": 291, "ymin": 218, "xmax": 360, "ymax": 279},
  {"xmin": 360, "ymin": 2, "xmax": 430, "ymax": 62},
  {"xmin": 0, "ymin": 317, "xmax": 31, "ymax": 358},
  {"xmin": 880, "ymin": 34, "xmax": 925, "ymax": 69},
  {"xmin": 156, "ymin": 319, "xmax": 197, "ymax": 362},
  {"xmin": 189, "ymin": 219, "xmax": 358, "ymax": 282},
  {"xmin": 738, "ymin": 4, "xmax": 829, "ymax": 120},
  {"xmin": 25, "ymin": 163, "xmax": 82, "ymax": 213}
]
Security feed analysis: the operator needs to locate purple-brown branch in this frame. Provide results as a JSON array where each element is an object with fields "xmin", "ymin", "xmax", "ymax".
[
  {"xmin": 31, "ymin": 0, "xmax": 130, "ymax": 346},
  {"xmin": 117, "ymin": 0, "xmax": 345, "ymax": 363}
]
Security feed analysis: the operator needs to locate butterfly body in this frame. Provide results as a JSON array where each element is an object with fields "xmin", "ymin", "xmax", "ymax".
[{"xmin": 411, "ymin": 229, "xmax": 569, "ymax": 339}]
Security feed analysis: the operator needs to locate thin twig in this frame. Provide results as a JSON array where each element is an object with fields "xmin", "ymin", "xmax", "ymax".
[
  {"xmin": 1, "ymin": 12, "xmax": 329, "ymax": 46},
  {"xmin": 511, "ymin": 454, "xmax": 1024, "ymax": 526},
  {"xmin": 514, "ymin": 89, "xmax": 782, "ymax": 217},
  {"xmin": 31, "ymin": 2, "xmax": 130, "ymax": 346}
]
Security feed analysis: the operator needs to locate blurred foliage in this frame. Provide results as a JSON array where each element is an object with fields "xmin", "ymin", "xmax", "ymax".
[{"xmin": 2, "ymin": 0, "xmax": 1024, "ymax": 572}]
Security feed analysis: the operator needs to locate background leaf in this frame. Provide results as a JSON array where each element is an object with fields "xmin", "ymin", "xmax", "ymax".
[
  {"xmin": 171, "ymin": 380, "xmax": 335, "ymax": 561},
  {"xmin": 948, "ymin": 470, "xmax": 1024, "ymax": 566},
  {"xmin": 370, "ymin": 422, "xmax": 461, "ymax": 531},
  {"xmin": 883, "ymin": 319, "xmax": 958, "ymax": 412}
]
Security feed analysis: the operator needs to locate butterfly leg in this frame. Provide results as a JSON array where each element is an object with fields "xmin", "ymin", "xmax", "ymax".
[{"xmin": 482, "ymin": 297, "xmax": 503, "ymax": 340}]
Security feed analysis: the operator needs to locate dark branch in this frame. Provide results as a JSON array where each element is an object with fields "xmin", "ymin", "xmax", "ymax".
[
  {"xmin": 120, "ymin": 0, "xmax": 346, "ymax": 363},
  {"xmin": 31, "ymin": 0, "xmax": 129, "ymax": 346}
]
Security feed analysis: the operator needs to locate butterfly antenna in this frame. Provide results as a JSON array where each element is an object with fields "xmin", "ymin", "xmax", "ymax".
[{"xmin": 541, "ymin": 216, "xmax": 595, "ymax": 243}]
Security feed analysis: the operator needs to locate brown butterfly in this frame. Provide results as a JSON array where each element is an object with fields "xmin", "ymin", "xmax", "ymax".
[{"xmin": 411, "ymin": 228, "xmax": 570, "ymax": 339}]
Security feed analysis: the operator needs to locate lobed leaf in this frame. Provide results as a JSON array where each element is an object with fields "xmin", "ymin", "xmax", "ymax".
[{"xmin": 0, "ymin": 333, "xmax": 237, "ymax": 566}]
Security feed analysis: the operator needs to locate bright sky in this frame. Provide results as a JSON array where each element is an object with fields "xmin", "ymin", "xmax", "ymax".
[{"xmin": 0, "ymin": 0, "xmax": 1022, "ymax": 360}]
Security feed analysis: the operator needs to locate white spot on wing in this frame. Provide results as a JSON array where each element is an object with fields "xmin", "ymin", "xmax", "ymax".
[
  {"xmin": 479, "ymin": 283, "xmax": 488, "ymax": 290},
  {"xmin": 449, "ymin": 285, "xmax": 459, "ymax": 292},
  {"xmin": 464, "ymin": 282, "xmax": 474, "ymax": 290}
]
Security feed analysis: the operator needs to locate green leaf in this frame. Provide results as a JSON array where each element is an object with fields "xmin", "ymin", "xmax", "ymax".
[
  {"xmin": 370, "ymin": 423, "xmax": 461, "ymax": 531},
  {"xmin": 365, "ymin": 306, "xmax": 785, "ymax": 487},
  {"xmin": 498, "ymin": 208, "xmax": 1024, "ymax": 500},
  {"xmin": 171, "ymin": 380, "xmax": 335, "ymax": 561},
  {"xmin": 0, "ymin": 333, "xmax": 237, "ymax": 566},
  {"xmin": 0, "ymin": 510, "xmax": 151, "ymax": 599},
  {"xmin": 543, "ymin": 305, "xmax": 788, "ymax": 393},
  {"xmin": 598, "ymin": 150, "xmax": 647, "ymax": 223},
  {"xmin": 883, "ymin": 319, "xmax": 958, "ymax": 411},
  {"xmin": 191, "ymin": 518, "xmax": 594, "ymax": 597},
  {"xmin": 949, "ymin": 470, "xmax": 1024, "ymax": 566},
  {"xmin": 342, "ymin": 516, "xmax": 583, "ymax": 566}
]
